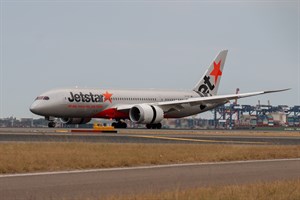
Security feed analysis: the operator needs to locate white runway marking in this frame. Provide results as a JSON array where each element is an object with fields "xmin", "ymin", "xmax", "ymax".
[{"xmin": 1, "ymin": 158, "xmax": 299, "ymax": 178}]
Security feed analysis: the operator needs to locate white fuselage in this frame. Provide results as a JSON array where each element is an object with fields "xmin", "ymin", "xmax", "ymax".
[{"xmin": 30, "ymin": 88, "xmax": 219, "ymax": 120}]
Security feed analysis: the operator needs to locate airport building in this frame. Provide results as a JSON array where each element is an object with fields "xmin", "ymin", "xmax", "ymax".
[{"xmin": 211, "ymin": 104, "xmax": 300, "ymax": 129}]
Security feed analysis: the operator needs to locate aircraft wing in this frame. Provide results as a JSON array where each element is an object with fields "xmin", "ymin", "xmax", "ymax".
[{"xmin": 116, "ymin": 88, "xmax": 290, "ymax": 112}]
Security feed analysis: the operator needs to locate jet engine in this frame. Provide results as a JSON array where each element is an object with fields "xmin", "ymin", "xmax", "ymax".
[
  {"xmin": 60, "ymin": 118, "xmax": 91, "ymax": 124},
  {"xmin": 129, "ymin": 104, "xmax": 164, "ymax": 124}
]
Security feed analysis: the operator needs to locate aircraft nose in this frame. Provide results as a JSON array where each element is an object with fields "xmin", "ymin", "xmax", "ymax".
[
  {"xmin": 30, "ymin": 94, "xmax": 54, "ymax": 116},
  {"xmin": 30, "ymin": 102, "xmax": 38, "ymax": 114},
  {"xmin": 30, "ymin": 101, "xmax": 43, "ymax": 115}
]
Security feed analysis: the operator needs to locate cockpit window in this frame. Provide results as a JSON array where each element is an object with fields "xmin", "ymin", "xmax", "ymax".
[{"xmin": 35, "ymin": 96, "xmax": 50, "ymax": 101}]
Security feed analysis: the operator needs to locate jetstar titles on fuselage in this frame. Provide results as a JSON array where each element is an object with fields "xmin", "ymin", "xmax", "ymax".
[{"xmin": 68, "ymin": 92, "xmax": 104, "ymax": 103}]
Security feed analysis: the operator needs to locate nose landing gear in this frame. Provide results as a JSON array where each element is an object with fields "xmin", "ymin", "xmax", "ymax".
[
  {"xmin": 46, "ymin": 116, "xmax": 56, "ymax": 128},
  {"xmin": 48, "ymin": 121, "xmax": 56, "ymax": 128}
]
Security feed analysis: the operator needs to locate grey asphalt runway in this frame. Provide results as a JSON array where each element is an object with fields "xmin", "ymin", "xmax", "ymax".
[
  {"xmin": 0, "ymin": 128, "xmax": 299, "ymax": 145},
  {"xmin": 0, "ymin": 159, "xmax": 299, "ymax": 200}
]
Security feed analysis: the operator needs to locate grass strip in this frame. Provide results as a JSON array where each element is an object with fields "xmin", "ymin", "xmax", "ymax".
[
  {"xmin": 106, "ymin": 179, "xmax": 300, "ymax": 200},
  {"xmin": 0, "ymin": 143, "xmax": 299, "ymax": 174}
]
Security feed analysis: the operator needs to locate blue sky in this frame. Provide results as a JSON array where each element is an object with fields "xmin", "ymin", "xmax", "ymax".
[{"xmin": 0, "ymin": 0, "xmax": 299, "ymax": 118}]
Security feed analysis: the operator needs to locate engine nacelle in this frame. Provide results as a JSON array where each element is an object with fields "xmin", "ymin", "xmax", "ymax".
[
  {"xmin": 129, "ymin": 104, "xmax": 164, "ymax": 124},
  {"xmin": 60, "ymin": 118, "xmax": 91, "ymax": 124}
]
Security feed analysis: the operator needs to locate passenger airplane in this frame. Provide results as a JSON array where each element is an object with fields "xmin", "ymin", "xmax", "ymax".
[{"xmin": 30, "ymin": 50, "xmax": 289, "ymax": 128}]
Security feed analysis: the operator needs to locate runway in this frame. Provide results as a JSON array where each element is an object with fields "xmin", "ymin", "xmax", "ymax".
[
  {"xmin": 0, "ymin": 159, "xmax": 299, "ymax": 200},
  {"xmin": 0, "ymin": 128, "xmax": 299, "ymax": 145}
]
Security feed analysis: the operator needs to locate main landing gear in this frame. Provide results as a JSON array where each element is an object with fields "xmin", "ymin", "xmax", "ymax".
[
  {"xmin": 146, "ymin": 123, "xmax": 162, "ymax": 129},
  {"xmin": 112, "ymin": 120, "xmax": 127, "ymax": 128}
]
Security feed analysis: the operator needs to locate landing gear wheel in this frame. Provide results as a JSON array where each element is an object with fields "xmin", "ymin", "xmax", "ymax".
[
  {"xmin": 112, "ymin": 121, "xmax": 127, "ymax": 129},
  {"xmin": 146, "ymin": 123, "xmax": 162, "ymax": 129},
  {"xmin": 48, "ymin": 121, "xmax": 56, "ymax": 128},
  {"xmin": 146, "ymin": 124, "xmax": 152, "ymax": 129},
  {"xmin": 156, "ymin": 123, "xmax": 162, "ymax": 129},
  {"xmin": 121, "ymin": 122, "xmax": 127, "ymax": 128}
]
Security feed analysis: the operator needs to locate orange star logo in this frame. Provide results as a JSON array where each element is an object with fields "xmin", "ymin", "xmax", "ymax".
[
  {"xmin": 210, "ymin": 60, "xmax": 222, "ymax": 84},
  {"xmin": 103, "ymin": 91, "xmax": 113, "ymax": 103}
]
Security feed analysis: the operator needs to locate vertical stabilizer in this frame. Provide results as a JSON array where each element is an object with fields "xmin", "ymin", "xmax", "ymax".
[{"xmin": 193, "ymin": 50, "xmax": 228, "ymax": 96}]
